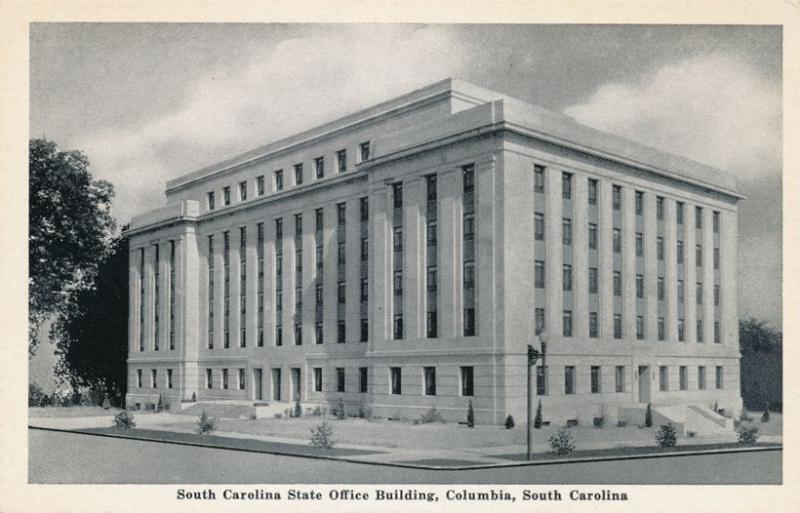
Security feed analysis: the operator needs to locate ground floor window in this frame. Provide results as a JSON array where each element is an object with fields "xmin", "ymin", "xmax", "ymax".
[
  {"xmin": 336, "ymin": 368, "xmax": 345, "ymax": 393},
  {"xmin": 390, "ymin": 367, "xmax": 402, "ymax": 395},
  {"xmin": 615, "ymin": 366, "xmax": 625, "ymax": 393},
  {"xmin": 564, "ymin": 366, "xmax": 575, "ymax": 395},
  {"xmin": 359, "ymin": 367, "xmax": 368, "ymax": 393},
  {"xmin": 206, "ymin": 368, "xmax": 213, "ymax": 389},
  {"xmin": 460, "ymin": 366, "xmax": 474, "ymax": 397},
  {"xmin": 536, "ymin": 366, "xmax": 547, "ymax": 396},
  {"xmin": 151, "ymin": 369, "xmax": 157, "ymax": 388},
  {"xmin": 698, "ymin": 366, "xmax": 706, "ymax": 390},
  {"xmin": 716, "ymin": 366, "xmax": 724, "ymax": 389},
  {"xmin": 222, "ymin": 369, "xmax": 229, "ymax": 389},
  {"xmin": 659, "ymin": 366, "xmax": 668, "ymax": 391},
  {"xmin": 137, "ymin": 369, "xmax": 142, "ymax": 388},
  {"xmin": 238, "ymin": 368, "xmax": 246, "ymax": 390},
  {"xmin": 679, "ymin": 366, "xmax": 688, "ymax": 390},
  {"xmin": 167, "ymin": 369, "xmax": 173, "ymax": 389},
  {"xmin": 313, "ymin": 368, "xmax": 322, "ymax": 392},
  {"xmin": 590, "ymin": 366, "xmax": 601, "ymax": 393},
  {"xmin": 424, "ymin": 367, "xmax": 436, "ymax": 396}
]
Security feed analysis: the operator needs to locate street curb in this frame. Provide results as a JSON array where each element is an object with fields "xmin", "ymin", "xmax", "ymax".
[{"xmin": 29, "ymin": 425, "xmax": 782, "ymax": 471}]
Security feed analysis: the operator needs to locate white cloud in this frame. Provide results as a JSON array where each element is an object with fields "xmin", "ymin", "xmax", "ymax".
[
  {"xmin": 71, "ymin": 25, "xmax": 471, "ymax": 224},
  {"xmin": 564, "ymin": 53, "xmax": 781, "ymax": 179}
]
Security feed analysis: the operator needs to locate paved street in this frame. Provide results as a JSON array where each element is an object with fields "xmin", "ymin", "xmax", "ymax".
[{"xmin": 29, "ymin": 429, "xmax": 781, "ymax": 484}]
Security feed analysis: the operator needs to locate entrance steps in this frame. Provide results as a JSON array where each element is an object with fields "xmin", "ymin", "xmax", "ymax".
[
  {"xmin": 175, "ymin": 400, "xmax": 303, "ymax": 420},
  {"xmin": 653, "ymin": 405, "xmax": 734, "ymax": 436}
]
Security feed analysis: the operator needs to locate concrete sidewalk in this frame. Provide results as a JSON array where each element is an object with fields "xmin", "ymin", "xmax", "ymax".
[{"xmin": 29, "ymin": 412, "xmax": 783, "ymax": 469}]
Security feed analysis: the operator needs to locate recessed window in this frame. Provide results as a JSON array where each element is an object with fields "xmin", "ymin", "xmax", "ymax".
[
  {"xmin": 677, "ymin": 202, "xmax": 684, "ymax": 224},
  {"xmin": 589, "ymin": 267, "xmax": 598, "ymax": 294},
  {"xmin": 314, "ymin": 157, "xmax": 324, "ymax": 179},
  {"xmin": 562, "ymin": 264, "xmax": 572, "ymax": 292},
  {"xmin": 360, "ymin": 367, "xmax": 368, "ymax": 393},
  {"xmin": 534, "ymin": 260, "xmax": 545, "ymax": 288},
  {"xmin": 460, "ymin": 366, "xmax": 474, "ymax": 397},
  {"xmin": 677, "ymin": 241, "xmax": 684, "ymax": 264},
  {"xmin": 697, "ymin": 282, "xmax": 703, "ymax": 304},
  {"xmin": 591, "ymin": 366, "xmax": 601, "ymax": 394},
  {"xmin": 256, "ymin": 175, "xmax": 265, "ymax": 196},
  {"xmin": 636, "ymin": 316, "xmax": 644, "ymax": 340},
  {"xmin": 636, "ymin": 274, "xmax": 644, "ymax": 298},
  {"xmin": 205, "ymin": 368, "xmax": 212, "ymax": 389},
  {"xmin": 613, "ymin": 271, "xmax": 622, "ymax": 296},
  {"xmin": 223, "ymin": 186, "xmax": 231, "ymax": 206},
  {"xmin": 613, "ymin": 229, "xmax": 621, "ymax": 253},
  {"xmin": 424, "ymin": 367, "xmax": 436, "ymax": 396},
  {"xmin": 390, "ymin": 367, "xmax": 402, "ymax": 395},
  {"xmin": 678, "ymin": 280, "xmax": 684, "ymax": 303},
  {"xmin": 636, "ymin": 232, "xmax": 643, "ymax": 257},
  {"xmin": 659, "ymin": 366, "xmax": 669, "ymax": 391},
  {"xmin": 713, "ymin": 211, "xmax": 720, "ymax": 233},
  {"xmin": 658, "ymin": 277, "xmax": 664, "ymax": 300},
  {"xmin": 588, "ymin": 178, "xmax": 598, "ymax": 205},
  {"xmin": 657, "ymin": 237, "xmax": 664, "ymax": 260},
  {"xmin": 564, "ymin": 366, "xmax": 575, "ymax": 395},
  {"xmin": 294, "ymin": 163, "xmax": 304, "ymax": 185},
  {"xmin": 589, "ymin": 312, "xmax": 598, "ymax": 338},
  {"xmin": 562, "ymin": 172, "xmax": 572, "ymax": 199},
  {"xmin": 588, "ymin": 223, "xmax": 597, "ymax": 250},
  {"xmin": 238, "ymin": 368, "xmax": 246, "ymax": 390},
  {"xmin": 167, "ymin": 368, "xmax": 173, "ymax": 389},
  {"xmin": 222, "ymin": 369, "xmax": 229, "ymax": 390},
  {"xmin": 535, "ymin": 308, "xmax": 545, "ymax": 334},
  {"xmin": 464, "ymin": 308, "xmax": 476, "ymax": 337},
  {"xmin": 393, "ymin": 314, "xmax": 404, "ymax": 340},
  {"xmin": 562, "ymin": 218, "xmax": 572, "ymax": 245},
  {"xmin": 612, "ymin": 185, "xmax": 621, "ymax": 210},
  {"xmin": 313, "ymin": 368, "xmax": 322, "ymax": 392},
  {"xmin": 336, "ymin": 367, "xmax": 345, "ymax": 392},
  {"xmin": 656, "ymin": 197, "xmax": 664, "ymax": 219},
  {"xmin": 679, "ymin": 366, "xmax": 688, "ymax": 391},
  {"xmin": 698, "ymin": 366, "xmax": 707, "ymax": 390},
  {"xmin": 239, "ymin": 181, "xmax": 247, "ymax": 201},
  {"xmin": 614, "ymin": 314, "xmax": 622, "ymax": 339},
  {"xmin": 715, "ymin": 366, "xmax": 724, "ymax": 389},
  {"xmin": 337, "ymin": 321, "xmax": 345, "ymax": 344},
  {"xmin": 615, "ymin": 366, "xmax": 625, "ymax": 393},
  {"xmin": 696, "ymin": 244, "xmax": 703, "ymax": 265},
  {"xmin": 207, "ymin": 191, "xmax": 216, "ymax": 211},
  {"xmin": 137, "ymin": 369, "xmax": 143, "ymax": 388},
  {"xmin": 151, "ymin": 369, "xmax": 157, "ymax": 388},
  {"xmin": 534, "ymin": 213, "xmax": 545, "ymax": 240},
  {"xmin": 534, "ymin": 164, "xmax": 545, "ymax": 193},
  {"xmin": 658, "ymin": 318, "xmax": 665, "ymax": 341},
  {"xmin": 635, "ymin": 191, "xmax": 644, "ymax": 215},
  {"xmin": 337, "ymin": 149, "xmax": 347, "ymax": 173},
  {"xmin": 697, "ymin": 320, "xmax": 704, "ymax": 342},
  {"xmin": 695, "ymin": 206, "xmax": 703, "ymax": 229},
  {"xmin": 275, "ymin": 170, "xmax": 284, "ymax": 191},
  {"xmin": 359, "ymin": 141, "xmax": 371, "ymax": 163},
  {"xmin": 678, "ymin": 318, "xmax": 685, "ymax": 341},
  {"xmin": 562, "ymin": 310, "xmax": 573, "ymax": 337}
]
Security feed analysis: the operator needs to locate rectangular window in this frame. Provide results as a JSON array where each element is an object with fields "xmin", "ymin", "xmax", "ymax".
[
  {"xmin": 657, "ymin": 237, "xmax": 664, "ymax": 260},
  {"xmin": 613, "ymin": 228, "xmax": 621, "ymax": 253},
  {"xmin": 238, "ymin": 368, "xmax": 246, "ymax": 390},
  {"xmin": 614, "ymin": 314, "xmax": 622, "ymax": 339},
  {"xmin": 636, "ymin": 232, "xmax": 644, "ymax": 257},
  {"xmin": 534, "ymin": 213, "xmax": 545, "ymax": 240},
  {"xmin": 314, "ymin": 156, "xmax": 324, "ymax": 179},
  {"xmin": 534, "ymin": 308, "xmax": 546, "ymax": 335},
  {"xmin": 536, "ymin": 366, "xmax": 548, "ymax": 395},
  {"xmin": 562, "ymin": 172, "xmax": 572, "ymax": 199},
  {"xmin": 390, "ymin": 367, "xmax": 401, "ymax": 395},
  {"xmin": 167, "ymin": 369, "xmax": 173, "ymax": 389},
  {"xmin": 679, "ymin": 366, "xmax": 688, "ymax": 390},
  {"xmin": 424, "ymin": 367, "xmax": 436, "ymax": 396},
  {"xmin": 359, "ymin": 367, "xmax": 368, "ymax": 393},
  {"xmin": 463, "ymin": 214, "xmax": 474, "ymax": 241},
  {"xmin": 562, "ymin": 265, "xmax": 572, "ymax": 291},
  {"xmin": 256, "ymin": 175, "xmax": 264, "ymax": 196},
  {"xmin": 658, "ymin": 317, "xmax": 665, "ymax": 340},
  {"xmin": 393, "ymin": 227, "xmax": 403, "ymax": 252},
  {"xmin": 535, "ymin": 260, "xmax": 545, "ymax": 288},
  {"xmin": 359, "ymin": 141, "xmax": 370, "ymax": 162},
  {"xmin": 337, "ymin": 149, "xmax": 347, "ymax": 173},
  {"xmin": 698, "ymin": 366, "xmax": 707, "ymax": 390},
  {"xmin": 659, "ymin": 366, "xmax": 668, "ymax": 391},
  {"xmin": 360, "ymin": 319, "xmax": 369, "ymax": 343},
  {"xmin": 337, "ymin": 321, "xmax": 345, "ymax": 344},
  {"xmin": 294, "ymin": 323, "xmax": 302, "ymax": 346},
  {"xmin": 207, "ymin": 191, "xmax": 215, "ymax": 211},
  {"xmin": 715, "ymin": 366, "xmax": 724, "ymax": 389},
  {"xmin": 360, "ymin": 278, "xmax": 369, "ymax": 302},
  {"xmin": 337, "ymin": 281, "xmax": 346, "ymax": 304},
  {"xmin": 534, "ymin": 164, "xmax": 545, "ymax": 193},
  {"xmin": 239, "ymin": 181, "xmax": 247, "ymax": 201},
  {"xmin": 315, "ymin": 321, "xmax": 323, "ymax": 345},
  {"xmin": 635, "ymin": 191, "xmax": 644, "ymax": 215},
  {"xmin": 426, "ymin": 222, "xmax": 437, "ymax": 247},
  {"xmin": 460, "ymin": 366, "xmax": 474, "ymax": 397},
  {"xmin": 696, "ymin": 245, "xmax": 703, "ymax": 265},
  {"xmin": 426, "ymin": 310, "xmax": 437, "ymax": 338},
  {"xmin": 464, "ymin": 308, "xmax": 476, "ymax": 337},
  {"xmin": 464, "ymin": 262, "xmax": 475, "ymax": 289},
  {"xmin": 393, "ymin": 314, "xmax": 403, "ymax": 340},
  {"xmin": 714, "ymin": 248, "xmax": 720, "ymax": 270},
  {"xmin": 563, "ymin": 310, "xmax": 573, "ymax": 337},
  {"xmin": 360, "ymin": 197, "xmax": 369, "ymax": 221},
  {"xmin": 677, "ymin": 202, "xmax": 684, "ymax": 224},
  {"xmin": 588, "ymin": 223, "xmax": 597, "ymax": 249},
  {"xmin": 612, "ymin": 185, "xmax": 621, "ymax": 210},
  {"xmin": 589, "ymin": 267, "xmax": 598, "ymax": 294},
  {"xmin": 361, "ymin": 237, "xmax": 368, "ymax": 261},
  {"xmin": 393, "ymin": 271, "xmax": 403, "ymax": 296},
  {"xmin": 697, "ymin": 320, "xmax": 704, "ymax": 342},
  {"xmin": 696, "ymin": 206, "xmax": 703, "ymax": 229},
  {"xmin": 336, "ymin": 367, "xmax": 345, "ymax": 392},
  {"xmin": 205, "ymin": 368, "xmax": 212, "ymax": 389},
  {"xmin": 223, "ymin": 186, "xmax": 231, "ymax": 206},
  {"xmin": 392, "ymin": 182, "xmax": 403, "ymax": 208},
  {"xmin": 564, "ymin": 366, "xmax": 576, "ymax": 395},
  {"xmin": 294, "ymin": 163, "xmax": 304, "ymax": 185},
  {"xmin": 677, "ymin": 241, "xmax": 684, "ymax": 264},
  {"xmin": 562, "ymin": 218, "xmax": 572, "ymax": 245},
  {"xmin": 588, "ymin": 178, "xmax": 598, "ymax": 205},
  {"xmin": 615, "ymin": 366, "xmax": 625, "ymax": 393},
  {"xmin": 678, "ymin": 280, "xmax": 684, "ymax": 303},
  {"xmin": 697, "ymin": 282, "xmax": 703, "ymax": 304},
  {"xmin": 313, "ymin": 368, "xmax": 322, "ymax": 392},
  {"xmin": 222, "ymin": 369, "xmax": 229, "ymax": 390},
  {"xmin": 589, "ymin": 312, "xmax": 598, "ymax": 338},
  {"xmin": 678, "ymin": 318, "xmax": 685, "ymax": 341},
  {"xmin": 658, "ymin": 277, "xmax": 664, "ymax": 300},
  {"xmin": 636, "ymin": 316, "xmax": 644, "ymax": 340},
  {"xmin": 275, "ymin": 169, "xmax": 283, "ymax": 191},
  {"xmin": 713, "ymin": 211, "xmax": 720, "ymax": 233},
  {"xmin": 656, "ymin": 196, "xmax": 664, "ymax": 220},
  {"xmin": 636, "ymin": 274, "xmax": 644, "ymax": 298},
  {"xmin": 151, "ymin": 369, "xmax": 158, "ymax": 388},
  {"xmin": 137, "ymin": 369, "xmax": 142, "ymax": 388},
  {"xmin": 613, "ymin": 271, "xmax": 622, "ymax": 296},
  {"xmin": 591, "ymin": 366, "xmax": 601, "ymax": 393},
  {"xmin": 714, "ymin": 284, "xmax": 720, "ymax": 306},
  {"xmin": 715, "ymin": 321, "xmax": 721, "ymax": 343}
]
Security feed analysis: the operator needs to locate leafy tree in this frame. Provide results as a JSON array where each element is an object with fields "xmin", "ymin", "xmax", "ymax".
[
  {"xmin": 739, "ymin": 318, "xmax": 782, "ymax": 410},
  {"xmin": 29, "ymin": 138, "xmax": 115, "ymax": 357},
  {"xmin": 51, "ymin": 231, "xmax": 128, "ymax": 403},
  {"xmin": 739, "ymin": 318, "xmax": 782, "ymax": 354}
]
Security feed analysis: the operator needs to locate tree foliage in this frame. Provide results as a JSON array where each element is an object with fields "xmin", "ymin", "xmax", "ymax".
[
  {"xmin": 29, "ymin": 138, "xmax": 115, "ymax": 357},
  {"xmin": 739, "ymin": 318, "xmax": 782, "ymax": 354},
  {"xmin": 51, "ymin": 231, "xmax": 128, "ymax": 403}
]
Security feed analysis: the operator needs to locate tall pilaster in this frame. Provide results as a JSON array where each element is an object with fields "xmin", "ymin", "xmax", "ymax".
[
  {"xmin": 598, "ymin": 180, "xmax": 614, "ymax": 338},
  {"xmin": 573, "ymin": 174, "xmax": 589, "ymax": 339},
  {"xmin": 721, "ymin": 209, "xmax": 738, "ymax": 346},
  {"xmin": 404, "ymin": 178, "xmax": 424, "ymax": 340},
  {"xmin": 545, "ymin": 167, "xmax": 563, "ymax": 339},
  {"xmin": 703, "ymin": 208, "xmax": 715, "ymax": 344},
  {"xmin": 369, "ymin": 185, "xmax": 390, "ymax": 347},
  {"xmin": 684, "ymin": 205, "xmax": 697, "ymax": 343},
  {"xmin": 622, "ymin": 187, "xmax": 637, "ymax": 339},
  {"xmin": 643, "ymin": 192, "xmax": 659, "ymax": 340},
  {"xmin": 664, "ymin": 199, "xmax": 678, "ymax": 342}
]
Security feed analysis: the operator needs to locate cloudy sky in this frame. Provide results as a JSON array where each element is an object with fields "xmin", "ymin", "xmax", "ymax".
[{"xmin": 29, "ymin": 23, "xmax": 782, "ymax": 328}]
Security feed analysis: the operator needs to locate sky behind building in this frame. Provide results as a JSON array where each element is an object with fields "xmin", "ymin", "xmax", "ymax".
[{"xmin": 29, "ymin": 23, "xmax": 782, "ymax": 328}]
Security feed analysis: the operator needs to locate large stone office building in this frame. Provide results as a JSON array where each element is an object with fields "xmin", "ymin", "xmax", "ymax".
[{"xmin": 126, "ymin": 79, "xmax": 743, "ymax": 425}]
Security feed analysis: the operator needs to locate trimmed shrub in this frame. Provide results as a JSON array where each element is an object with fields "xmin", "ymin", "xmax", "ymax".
[
  {"xmin": 548, "ymin": 427, "xmax": 576, "ymax": 456},
  {"xmin": 310, "ymin": 420, "xmax": 336, "ymax": 449},
  {"xmin": 196, "ymin": 410, "xmax": 218, "ymax": 435},
  {"xmin": 534, "ymin": 400, "xmax": 543, "ymax": 429},
  {"xmin": 420, "ymin": 407, "xmax": 445, "ymax": 424},
  {"xmin": 333, "ymin": 397, "xmax": 346, "ymax": 420},
  {"xmin": 645, "ymin": 403, "xmax": 653, "ymax": 428},
  {"xmin": 466, "ymin": 400, "xmax": 475, "ymax": 428},
  {"xmin": 655, "ymin": 423, "xmax": 678, "ymax": 447},
  {"xmin": 762, "ymin": 407, "xmax": 770, "ymax": 423},
  {"xmin": 102, "ymin": 394, "xmax": 111, "ymax": 409},
  {"xmin": 593, "ymin": 416, "xmax": 605, "ymax": 428},
  {"xmin": 617, "ymin": 420, "xmax": 627, "ymax": 428},
  {"xmin": 713, "ymin": 401, "xmax": 719, "ymax": 413},
  {"xmin": 504, "ymin": 415, "xmax": 515, "ymax": 429},
  {"xmin": 191, "ymin": 392, "xmax": 197, "ymax": 402},
  {"xmin": 274, "ymin": 413, "xmax": 283, "ymax": 419},
  {"xmin": 293, "ymin": 401, "xmax": 302, "ymax": 418},
  {"xmin": 357, "ymin": 403, "xmax": 371, "ymax": 419},
  {"xmin": 156, "ymin": 394, "xmax": 163, "ymax": 412},
  {"xmin": 113, "ymin": 410, "xmax": 136, "ymax": 430},
  {"xmin": 737, "ymin": 422, "xmax": 760, "ymax": 445}
]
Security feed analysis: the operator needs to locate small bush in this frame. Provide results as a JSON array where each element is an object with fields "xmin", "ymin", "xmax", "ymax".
[
  {"xmin": 28, "ymin": 383, "xmax": 51, "ymax": 407},
  {"xmin": 687, "ymin": 430, "xmax": 696, "ymax": 438},
  {"xmin": 739, "ymin": 410, "xmax": 753, "ymax": 423},
  {"xmin": 466, "ymin": 400, "xmax": 475, "ymax": 428},
  {"xmin": 274, "ymin": 413, "xmax": 283, "ymax": 419},
  {"xmin": 504, "ymin": 415, "xmax": 515, "ymax": 429},
  {"xmin": 310, "ymin": 420, "xmax": 336, "ymax": 449},
  {"xmin": 333, "ymin": 397, "xmax": 346, "ymax": 420},
  {"xmin": 617, "ymin": 420, "xmax": 627, "ymax": 428},
  {"xmin": 656, "ymin": 423, "xmax": 678, "ymax": 447},
  {"xmin": 762, "ymin": 407, "xmax": 770, "ymax": 423},
  {"xmin": 593, "ymin": 416, "xmax": 605, "ymax": 428},
  {"xmin": 645, "ymin": 403, "xmax": 653, "ymax": 427},
  {"xmin": 102, "ymin": 394, "xmax": 111, "ymax": 409},
  {"xmin": 419, "ymin": 407, "xmax": 445, "ymax": 424},
  {"xmin": 196, "ymin": 410, "xmax": 218, "ymax": 435},
  {"xmin": 549, "ymin": 427, "xmax": 576, "ymax": 456},
  {"xmin": 534, "ymin": 400, "xmax": 542, "ymax": 429},
  {"xmin": 293, "ymin": 401, "xmax": 302, "ymax": 418},
  {"xmin": 713, "ymin": 401, "xmax": 719, "ymax": 413},
  {"xmin": 357, "ymin": 402, "xmax": 371, "ymax": 419},
  {"xmin": 737, "ymin": 422, "xmax": 759, "ymax": 445},
  {"xmin": 113, "ymin": 410, "xmax": 136, "ymax": 430},
  {"xmin": 191, "ymin": 392, "xmax": 197, "ymax": 402}
]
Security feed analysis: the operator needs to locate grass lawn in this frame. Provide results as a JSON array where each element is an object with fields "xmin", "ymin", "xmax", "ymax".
[{"xmin": 29, "ymin": 406, "xmax": 122, "ymax": 418}]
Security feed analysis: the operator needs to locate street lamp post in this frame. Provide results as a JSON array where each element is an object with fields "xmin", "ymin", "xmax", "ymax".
[{"xmin": 527, "ymin": 331, "xmax": 548, "ymax": 460}]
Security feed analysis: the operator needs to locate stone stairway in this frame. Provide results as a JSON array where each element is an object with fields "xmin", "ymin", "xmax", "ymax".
[{"xmin": 653, "ymin": 405, "xmax": 734, "ymax": 436}]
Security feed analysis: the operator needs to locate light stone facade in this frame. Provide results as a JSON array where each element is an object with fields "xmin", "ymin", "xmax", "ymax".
[{"xmin": 126, "ymin": 79, "xmax": 743, "ymax": 424}]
